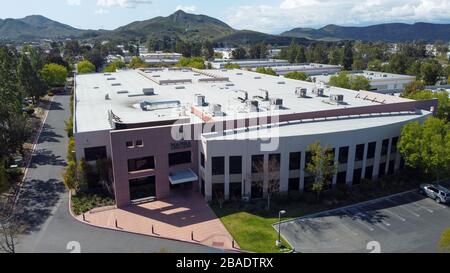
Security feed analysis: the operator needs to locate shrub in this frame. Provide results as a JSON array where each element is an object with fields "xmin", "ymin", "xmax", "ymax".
[{"xmin": 71, "ymin": 192, "xmax": 115, "ymax": 215}]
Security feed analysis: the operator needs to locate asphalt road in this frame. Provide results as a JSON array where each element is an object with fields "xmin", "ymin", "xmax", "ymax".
[
  {"xmin": 277, "ymin": 190, "xmax": 450, "ymax": 253},
  {"xmin": 14, "ymin": 94, "xmax": 219, "ymax": 253}
]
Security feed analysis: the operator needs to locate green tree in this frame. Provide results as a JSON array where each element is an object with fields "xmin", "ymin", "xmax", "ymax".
[
  {"xmin": 342, "ymin": 42, "xmax": 353, "ymax": 70},
  {"xmin": 329, "ymin": 71, "xmax": 351, "ymax": 89},
  {"xmin": 201, "ymin": 40, "xmax": 214, "ymax": 60},
  {"xmin": 367, "ymin": 59, "xmax": 383, "ymax": 71},
  {"xmin": 351, "ymin": 75, "xmax": 371, "ymax": 91},
  {"xmin": 438, "ymin": 228, "xmax": 450, "ymax": 253},
  {"xmin": 17, "ymin": 53, "xmax": 47, "ymax": 102},
  {"xmin": 128, "ymin": 57, "xmax": 147, "ymax": 69},
  {"xmin": 402, "ymin": 80, "xmax": 425, "ymax": 97},
  {"xmin": 255, "ymin": 67, "xmax": 277, "ymax": 76},
  {"xmin": 177, "ymin": 57, "xmax": 205, "ymax": 69},
  {"xmin": 305, "ymin": 141, "xmax": 337, "ymax": 201},
  {"xmin": 398, "ymin": 117, "xmax": 450, "ymax": 183},
  {"xmin": 231, "ymin": 47, "xmax": 247, "ymax": 59},
  {"xmin": 405, "ymin": 90, "xmax": 450, "ymax": 122},
  {"xmin": 76, "ymin": 60, "xmax": 96, "ymax": 74},
  {"xmin": 420, "ymin": 59, "xmax": 442, "ymax": 85},
  {"xmin": 0, "ymin": 158, "xmax": 8, "ymax": 193},
  {"xmin": 103, "ymin": 63, "xmax": 118, "ymax": 73},
  {"xmin": 285, "ymin": 71, "xmax": 307, "ymax": 81},
  {"xmin": 352, "ymin": 57, "xmax": 366, "ymax": 70},
  {"xmin": 40, "ymin": 63, "xmax": 68, "ymax": 87},
  {"xmin": 224, "ymin": 63, "xmax": 241, "ymax": 69}
]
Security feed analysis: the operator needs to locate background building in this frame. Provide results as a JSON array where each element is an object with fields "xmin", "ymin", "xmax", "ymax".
[{"xmin": 312, "ymin": 70, "xmax": 416, "ymax": 93}]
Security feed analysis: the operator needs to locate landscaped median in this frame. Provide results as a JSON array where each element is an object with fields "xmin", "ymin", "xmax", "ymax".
[{"xmin": 211, "ymin": 170, "xmax": 434, "ymax": 253}]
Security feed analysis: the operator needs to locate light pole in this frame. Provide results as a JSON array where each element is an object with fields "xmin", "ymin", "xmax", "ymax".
[{"xmin": 276, "ymin": 210, "xmax": 286, "ymax": 247}]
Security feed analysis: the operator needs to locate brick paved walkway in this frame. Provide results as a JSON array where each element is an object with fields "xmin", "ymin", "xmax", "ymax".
[{"xmin": 77, "ymin": 190, "xmax": 239, "ymax": 251}]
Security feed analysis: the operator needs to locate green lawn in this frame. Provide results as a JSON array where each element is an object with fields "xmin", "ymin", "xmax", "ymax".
[
  {"xmin": 211, "ymin": 195, "xmax": 332, "ymax": 253},
  {"xmin": 211, "ymin": 171, "xmax": 432, "ymax": 253}
]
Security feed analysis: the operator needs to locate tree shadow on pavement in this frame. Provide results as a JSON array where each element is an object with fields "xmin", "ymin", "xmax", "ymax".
[
  {"xmin": 14, "ymin": 179, "xmax": 67, "ymax": 233},
  {"xmin": 29, "ymin": 149, "xmax": 67, "ymax": 168}
]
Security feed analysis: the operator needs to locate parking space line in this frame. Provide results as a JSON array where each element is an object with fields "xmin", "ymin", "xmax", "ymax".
[
  {"xmin": 401, "ymin": 195, "xmax": 434, "ymax": 213},
  {"xmin": 383, "ymin": 208, "xmax": 406, "ymax": 222},
  {"xmin": 342, "ymin": 210, "xmax": 375, "ymax": 231},
  {"xmin": 385, "ymin": 198, "xmax": 421, "ymax": 217}
]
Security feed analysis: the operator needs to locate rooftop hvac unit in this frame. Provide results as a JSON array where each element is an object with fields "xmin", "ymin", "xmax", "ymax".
[
  {"xmin": 105, "ymin": 94, "xmax": 110, "ymax": 100},
  {"xmin": 313, "ymin": 88, "xmax": 324, "ymax": 97},
  {"xmin": 209, "ymin": 104, "xmax": 223, "ymax": 116},
  {"xmin": 254, "ymin": 76, "xmax": 262, "ymax": 79},
  {"xmin": 236, "ymin": 90, "xmax": 248, "ymax": 101},
  {"xmin": 269, "ymin": 98, "xmax": 283, "ymax": 109},
  {"xmin": 330, "ymin": 94, "xmax": 344, "ymax": 104},
  {"xmin": 117, "ymin": 90, "xmax": 129, "ymax": 94},
  {"xmin": 142, "ymin": 88, "xmax": 155, "ymax": 95},
  {"xmin": 107, "ymin": 77, "xmax": 115, "ymax": 81},
  {"xmin": 195, "ymin": 94, "xmax": 206, "ymax": 107},
  {"xmin": 246, "ymin": 100, "xmax": 259, "ymax": 112},
  {"xmin": 295, "ymin": 87, "xmax": 308, "ymax": 98},
  {"xmin": 277, "ymin": 81, "xmax": 286, "ymax": 85},
  {"xmin": 258, "ymin": 89, "xmax": 269, "ymax": 101}
]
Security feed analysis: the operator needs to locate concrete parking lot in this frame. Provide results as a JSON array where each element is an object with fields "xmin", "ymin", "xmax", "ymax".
[{"xmin": 276, "ymin": 190, "xmax": 450, "ymax": 253}]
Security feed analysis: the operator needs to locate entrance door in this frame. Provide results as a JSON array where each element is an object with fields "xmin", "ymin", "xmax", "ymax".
[{"xmin": 129, "ymin": 176, "xmax": 156, "ymax": 201}]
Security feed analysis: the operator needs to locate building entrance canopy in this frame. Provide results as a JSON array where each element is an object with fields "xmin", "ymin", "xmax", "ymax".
[{"xmin": 169, "ymin": 169, "xmax": 199, "ymax": 185}]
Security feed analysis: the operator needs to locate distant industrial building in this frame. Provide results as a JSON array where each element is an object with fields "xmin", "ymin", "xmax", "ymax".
[
  {"xmin": 258, "ymin": 63, "xmax": 342, "ymax": 76},
  {"xmin": 209, "ymin": 59, "xmax": 290, "ymax": 69},
  {"xmin": 214, "ymin": 48, "xmax": 236, "ymax": 60},
  {"xmin": 139, "ymin": 52, "xmax": 183, "ymax": 65},
  {"xmin": 312, "ymin": 71, "xmax": 416, "ymax": 93}
]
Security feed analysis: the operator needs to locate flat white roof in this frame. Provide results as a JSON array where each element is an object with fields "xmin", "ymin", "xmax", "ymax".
[
  {"xmin": 203, "ymin": 111, "xmax": 430, "ymax": 140},
  {"xmin": 74, "ymin": 68, "xmax": 410, "ymax": 133}
]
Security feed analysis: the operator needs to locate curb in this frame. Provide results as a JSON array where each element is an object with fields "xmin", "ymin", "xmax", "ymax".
[{"xmin": 67, "ymin": 192, "xmax": 246, "ymax": 253}]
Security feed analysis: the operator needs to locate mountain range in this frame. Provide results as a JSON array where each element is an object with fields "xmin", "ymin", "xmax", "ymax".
[
  {"xmin": 1, "ymin": 11, "xmax": 449, "ymax": 44},
  {"xmin": 281, "ymin": 23, "xmax": 450, "ymax": 42}
]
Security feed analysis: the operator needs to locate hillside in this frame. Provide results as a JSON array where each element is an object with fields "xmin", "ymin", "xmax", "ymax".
[
  {"xmin": 110, "ymin": 10, "xmax": 235, "ymax": 40},
  {"xmin": 0, "ymin": 15, "xmax": 91, "ymax": 41},
  {"xmin": 281, "ymin": 22, "xmax": 450, "ymax": 42}
]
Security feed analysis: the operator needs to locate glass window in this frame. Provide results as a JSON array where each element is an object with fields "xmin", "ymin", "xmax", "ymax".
[
  {"xmin": 126, "ymin": 141, "xmax": 133, "ymax": 148},
  {"xmin": 212, "ymin": 157, "xmax": 225, "ymax": 175},
  {"xmin": 388, "ymin": 160, "xmax": 395, "ymax": 175},
  {"xmin": 381, "ymin": 139, "xmax": 389, "ymax": 156},
  {"xmin": 129, "ymin": 176, "xmax": 156, "ymax": 201},
  {"xmin": 289, "ymin": 152, "xmax": 301, "ymax": 171},
  {"xmin": 304, "ymin": 176, "xmax": 315, "ymax": 192},
  {"xmin": 391, "ymin": 137, "xmax": 399, "ymax": 154},
  {"xmin": 169, "ymin": 151, "xmax": 191, "ymax": 166},
  {"xmin": 212, "ymin": 183, "xmax": 225, "ymax": 200},
  {"xmin": 135, "ymin": 140, "xmax": 143, "ymax": 147},
  {"xmin": 379, "ymin": 162, "xmax": 386, "ymax": 177},
  {"xmin": 128, "ymin": 156, "xmax": 155, "ymax": 172},
  {"xmin": 84, "ymin": 146, "xmax": 107, "ymax": 162},
  {"xmin": 268, "ymin": 154, "xmax": 280, "ymax": 172},
  {"xmin": 230, "ymin": 182, "xmax": 242, "ymax": 200},
  {"xmin": 252, "ymin": 155, "xmax": 264, "ymax": 173},
  {"xmin": 353, "ymin": 168, "xmax": 362, "ymax": 185},
  {"xmin": 251, "ymin": 180, "xmax": 263, "ymax": 199},
  {"xmin": 338, "ymin": 147, "xmax": 349, "ymax": 164},
  {"xmin": 337, "ymin": 171, "xmax": 347, "ymax": 185},
  {"xmin": 367, "ymin": 142, "xmax": 376, "ymax": 159},
  {"xmin": 229, "ymin": 156, "xmax": 242, "ymax": 174},
  {"xmin": 365, "ymin": 166, "xmax": 373, "ymax": 180},
  {"xmin": 288, "ymin": 178, "xmax": 300, "ymax": 191},
  {"xmin": 305, "ymin": 151, "xmax": 312, "ymax": 166},
  {"xmin": 355, "ymin": 144, "xmax": 365, "ymax": 162}
]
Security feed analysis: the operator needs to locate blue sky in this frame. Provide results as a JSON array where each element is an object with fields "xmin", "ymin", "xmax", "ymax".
[{"xmin": 1, "ymin": 0, "xmax": 450, "ymax": 34}]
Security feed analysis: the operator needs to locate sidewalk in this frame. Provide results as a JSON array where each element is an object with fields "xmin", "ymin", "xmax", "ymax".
[{"xmin": 77, "ymin": 190, "xmax": 240, "ymax": 251}]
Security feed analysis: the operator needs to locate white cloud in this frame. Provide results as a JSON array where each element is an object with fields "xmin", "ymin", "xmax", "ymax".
[
  {"xmin": 97, "ymin": 0, "xmax": 152, "ymax": 9},
  {"xmin": 227, "ymin": 0, "xmax": 450, "ymax": 34},
  {"xmin": 175, "ymin": 4, "xmax": 198, "ymax": 13},
  {"xmin": 66, "ymin": 0, "xmax": 81, "ymax": 6}
]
